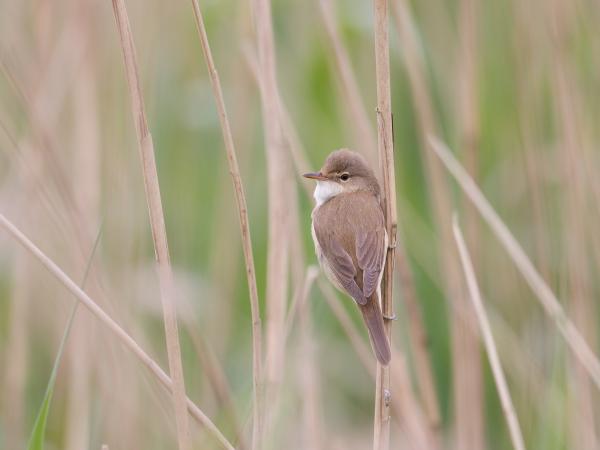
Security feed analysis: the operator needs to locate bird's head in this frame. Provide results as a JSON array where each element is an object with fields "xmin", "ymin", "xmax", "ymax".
[{"xmin": 303, "ymin": 149, "xmax": 380, "ymax": 206}]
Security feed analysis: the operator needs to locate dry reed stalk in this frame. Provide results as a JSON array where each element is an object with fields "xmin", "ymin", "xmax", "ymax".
[
  {"xmin": 2, "ymin": 11, "xmax": 96, "ymax": 448},
  {"xmin": 0, "ymin": 213, "xmax": 235, "ymax": 450},
  {"xmin": 284, "ymin": 267, "xmax": 319, "ymax": 342},
  {"xmin": 1, "ymin": 24, "xmax": 93, "ymax": 244},
  {"xmin": 430, "ymin": 137, "xmax": 600, "ymax": 390},
  {"xmin": 250, "ymin": 0, "xmax": 290, "ymax": 441},
  {"xmin": 453, "ymin": 0, "xmax": 484, "ymax": 446},
  {"xmin": 189, "ymin": 2, "xmax": 263, "ymax": 447},
  {"xmin": 208, "ymin": 172, "xmax": 242, "ymax": 352},
  {"xmin": 240, "ymin": 45, "xmax": 312, "ymax": 200},
  {"xmin": 394, "ymin": 246, "xmax": 441, "ymax": 437},
  {"xmin": 298, "ymin": 268, "xmax": 323, "ymax": 450},
  {"xmin": 110, "ymin": 1, "xmax": 191, "ymax": 449},
  {"xmin": 65, "ymin": 15, "xmax": 101, "ymax": 447},
  {"xmin": 319, "ymin": 279, "xmax": 376, "ymax": 375},
  {"xmin": 317, "ymin": 0, "xmax": 378, "ymax": 165},
  {"xmin": 372, "ymin": 0, "xmax": 398, "ymax": 448},
  {"xmin": 245, "ymin": 15, "xmax": 429, "ymax": 446},
  {"xmin": 516, "ymin": 98, "xmax": 551, "ymax": 281},
  {"xmin": 0, "ymin": 123, "xmax": 37, "ymax": 450},
  {"xmin": 390, "ymin": 0, "xmax": 438, "ymax": 148},
  {"xmin": 548, "ymin": 2, "xmax": 598, "ymax": 446},
  {"xmin": 511, "ymin": 0, "xmax": 552, "ymax": 283},
  {"xmin": 453, "ymin": 217, "xmax": 526, "ymax": 450},
  {"xmin": 248, "ymin": 32, "xmax": 431, "ymax": 445},
  {"xmin": 186, "ymin": 326, "xmax": 247, "ymax": 450},
  {"xmin": 289, "ymin": 182, "xmax": 307, "ymax": 291},
  {"xmin": 391, "ymin": 2, "xmax": 470, "ymax": 441},
  {"xmin": 388, "ymin": 349, "xmax": 434, "ymax": 449},
  {"xmin": 2, "ymin": 244, "xmax": 29, "ymax": 448},
  {"xmin": 315, "ymin": 0, "xmax": 440, "ymax": 434},
  {"xmin": 319, "ymin": 280, "xmax": 432, "ymax": 448},
  {"xmin": 313, "ymin": 1, "xmax": 440, "ymax": 427},
  {"xmin": 287, "ymin": 171, "xmax": 308, "ymax": 360}
]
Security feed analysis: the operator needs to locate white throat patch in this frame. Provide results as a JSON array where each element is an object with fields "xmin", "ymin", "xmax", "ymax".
[{"xmin": 314, "ymin": 180, "xmax": 343, "ymax": 206}]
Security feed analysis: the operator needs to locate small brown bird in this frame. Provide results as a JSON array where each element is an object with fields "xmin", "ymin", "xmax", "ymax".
[{"xmin": 304, "ymin": 149, "xmax": 391, "ymax": 365}]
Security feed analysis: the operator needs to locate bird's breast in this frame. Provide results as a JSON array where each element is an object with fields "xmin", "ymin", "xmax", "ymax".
[{"xmin": 311, "ymin": 217, "xmax": 346, "ymax": 293}]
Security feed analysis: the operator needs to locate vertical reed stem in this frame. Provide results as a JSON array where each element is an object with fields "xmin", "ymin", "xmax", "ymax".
[
  {"xmin": 188, "ymin": 2, "xmax": 263, "ymax": 447},
  {"xmin": 110, "ymin": 1, "xmax": 190, "ymax": 448},
  {"xmin": 250, "ymin": 0, "xmax": 290, "ymax": 441},
  {"xmin": 454, "ymin": 0, "xmax": 484, "ymax": 446},
  {"xmin": 372, "ymin": 0, "xmax": 397, "ymax": 448}
]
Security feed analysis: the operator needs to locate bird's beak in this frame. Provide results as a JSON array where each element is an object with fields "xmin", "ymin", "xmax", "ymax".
[{"xmin": 303, "ymin": 171, "xmax": 327, "ymax": 181}]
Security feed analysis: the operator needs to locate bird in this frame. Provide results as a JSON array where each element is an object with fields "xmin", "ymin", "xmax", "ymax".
[{"xmin": 303, "ymin": 149, "xmax": 391, "ymax": 365}]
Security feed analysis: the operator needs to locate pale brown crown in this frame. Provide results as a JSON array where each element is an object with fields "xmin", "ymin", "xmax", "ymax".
[{"xmin": 320, "ymin": 149, "xmax": 381, "ymax": 195}]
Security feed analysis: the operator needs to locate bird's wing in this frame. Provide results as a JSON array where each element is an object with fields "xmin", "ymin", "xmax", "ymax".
[
  {"xmin": 355, "ymin": 199, "xmax": 387, "ymax": 299},
  {"xmin": 313, "ymin": 208, "xmax": 368, "ymax": 305},
  {"xmin": 328, "ymin": 237, "xmax": 368, "ymax": 305}
]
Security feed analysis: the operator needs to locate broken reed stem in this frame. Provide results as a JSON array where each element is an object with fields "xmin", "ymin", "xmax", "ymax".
[
  {"xmin": 110, "ymin": 2, "xmax": 191, "ymax": 449},
  {"xmin": 430, "ymin": 137, "xmax": 600, "ymax": 391},
  {"xmin": 0, "ymin": 214, "xmax": 234, "ymax": 450},
  {"xmin": 250, "ymin": 0, "xmax": 290, "ymax": 441},
  {"xmin": 453, "ymin": 217, "xmax": 526, "ymax": 450},
  {"xmin": 373, "ymin": 0, "xmax": 397, "ymax": 449},
  {"xmin": 189, "ymin": 1, "xmax": 263, "ymax": 448}
]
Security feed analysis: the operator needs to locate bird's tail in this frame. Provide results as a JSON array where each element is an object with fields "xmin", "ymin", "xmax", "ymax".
[{"xmin": 359, "ymin": 293, "xmax": 391, "ymax": 365}]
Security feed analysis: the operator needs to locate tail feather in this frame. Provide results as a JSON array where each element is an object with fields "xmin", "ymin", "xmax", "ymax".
[{"xmin": 359, "ymin": 293, "xmax": 391, "ymax": 365}]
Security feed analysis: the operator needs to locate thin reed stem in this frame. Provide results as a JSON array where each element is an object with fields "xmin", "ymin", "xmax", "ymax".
[
  {"xmin": 319, "ymin": 279, "xmax": 376, "ymax": 375},
  {"xmin": 394, "ymin": 247, "xmax": 441, "ymax": 438},
  {"xmin": 320, "ymin": 280, "xmax": 432, "ymax": 448},
  {"xmin": 298, "ymin": 268, "xmax": 323, "ymax": 450},
  {"xmin": 185, "ymin": 325, "xmax": 247, "ymax": 450},
  {"xmin": 388, "ymin": 1, "xmax": 451, "ymax": 441},
  {"xmin": 284, "ymin": 267, "xmax": 319, "ymax": 342},
  {"xmin": 0, "ymin": 213, "xmax": 234, "ymax": 450},
  {"xmin": 372, "ymin": 0, "xmax": 397, "ymax": 448},
  {"xmin": 110, "ymin": 1, "xmax": 191, "ymax": 448},
  {"xmin": 549, "ymin": 1, "xmax": 598, "ymax": 446},
  {"xmin": 453, "ymin": 216, "xmax": 526, "ymax": 450},
  {"xmin": 188, "ymin": 2, "xmax": 263, "ymax": 448},
  {"xmin": 250, "ymin": 0, "xmax": 290, "ymax": 441},
  {"xmin": 453, "ymin": 0, "xmax": 484, "ymax": 446},
  {"xmin": 317, "ymin": 0, "xmax": 377, "ymax": 165},
  {"xmin": 430, "ymin": 137, "xmax": 600, "ymax": 392}
]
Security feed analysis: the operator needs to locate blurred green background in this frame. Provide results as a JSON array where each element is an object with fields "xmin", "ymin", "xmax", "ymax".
[{"xmin": 1, "ymin": 0, "xmax": 600, "ymax": 448}]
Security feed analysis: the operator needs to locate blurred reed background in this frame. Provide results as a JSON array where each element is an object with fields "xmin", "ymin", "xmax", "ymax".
[{"xmin": 1, "ymin": 0, "xmax": 600, "ymax": 449}]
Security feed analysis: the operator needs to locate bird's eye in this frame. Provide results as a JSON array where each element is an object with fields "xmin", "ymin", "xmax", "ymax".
[{"xmin": 340, "ymin": 173, "xmax": 350, "ymax": 181}]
